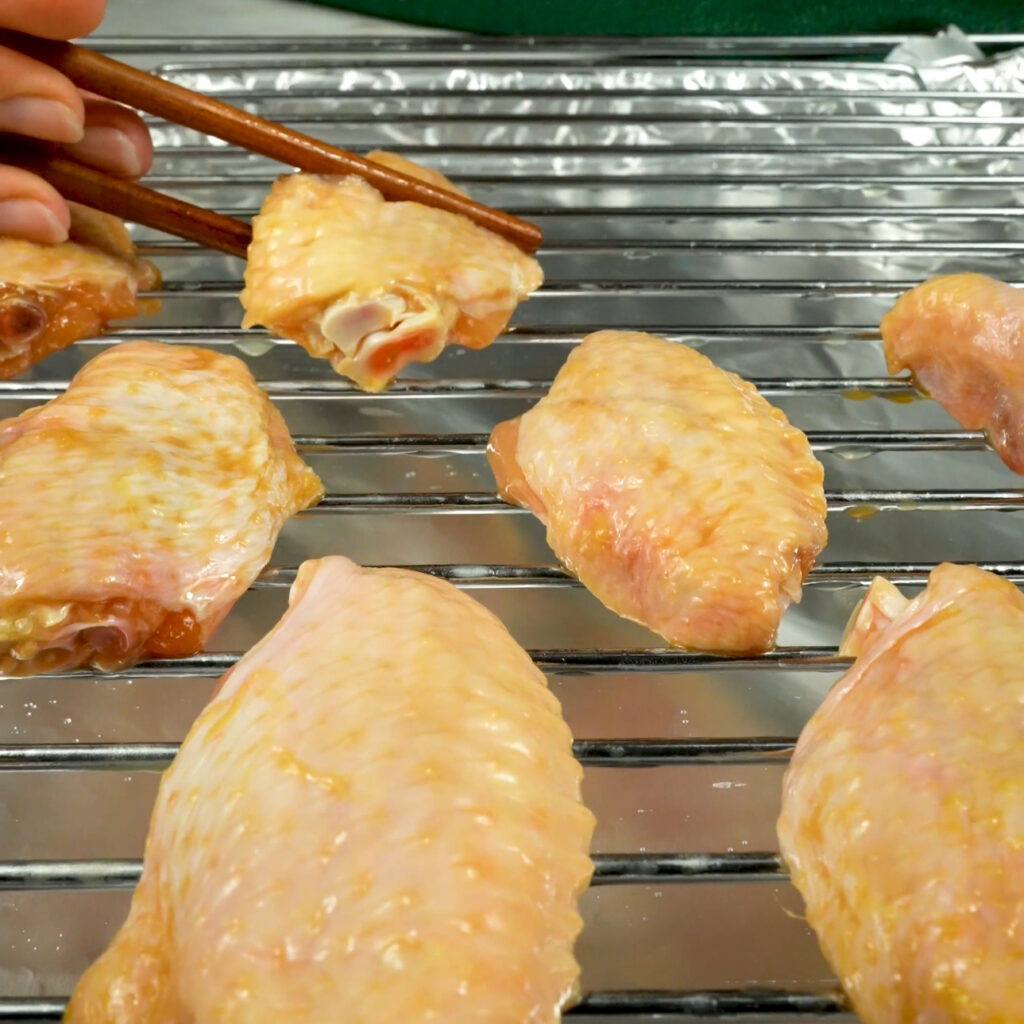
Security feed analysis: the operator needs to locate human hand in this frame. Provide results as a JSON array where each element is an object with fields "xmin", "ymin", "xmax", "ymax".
[{"xmin": 0, "ymin": 0, "xmax": 152, "ymax": 243}]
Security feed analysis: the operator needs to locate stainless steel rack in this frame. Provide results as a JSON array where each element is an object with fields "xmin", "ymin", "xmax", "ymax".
[{"xmin": 3, "ymin": 33, "xmax": 1024, "ymax": 1022}]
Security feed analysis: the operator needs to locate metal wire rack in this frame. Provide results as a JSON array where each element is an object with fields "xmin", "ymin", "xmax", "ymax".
[{"xmin": 4, "ymin": 33, "xmax": 1024, "ymax": 1022}]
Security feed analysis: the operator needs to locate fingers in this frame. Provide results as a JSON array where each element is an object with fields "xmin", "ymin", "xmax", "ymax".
[
  {"xmin": 0, "ymin": 1, "xmax": 145, "ymax": 246},
  {"xmin": 0, "ymin": 45, "xmax": 85, "ymax": 143},
  {"xmin": 0, "ymin": 96, "xmax": 153, "ymax": 243},
  {"xmin": 0, "ymin": 165, "xmax": 69, "ymax": 244},
  {"xmin": 65, "ymin": 96, "xmax": 153, "ymax": 179},
  {"xmin": 0, "ymin": 0, "xmax": 106, "ymax": 40},
  {"xmin": 0, "ymin": 98, "xmax": 153, "ymax": 241},
  {"xmin": 0, "ymin": 69, "xmax": 153, "ymax": 178}
]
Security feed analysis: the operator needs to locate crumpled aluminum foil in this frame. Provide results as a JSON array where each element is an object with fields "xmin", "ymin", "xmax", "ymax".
[
  {"xmin": 887, "ymin": 25, "xmax": 1024, "ymax": 146},
  {"xmin": 888, "ymin": 24, "xmax": 1024, "ymax": 90}
]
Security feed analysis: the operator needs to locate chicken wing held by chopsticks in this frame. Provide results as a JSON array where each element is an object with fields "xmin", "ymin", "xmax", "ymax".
[
  {"xmin": 240, "ymin": 151, "xmax": 543, "ymax": 392},
  {"xmin": 66, "ymin": 556, "xmax": 594, "ymax": 1024},
  {"xmin": 487, "ymin": 330, "xmax": 828, "ymax": 655},
  {"xmin": 0, "ymin": 341, "xmax": 322, "ymax": 675},
  {"xmin": 0, "ymin": 204, "xmax": 159, "ymax": 378}
]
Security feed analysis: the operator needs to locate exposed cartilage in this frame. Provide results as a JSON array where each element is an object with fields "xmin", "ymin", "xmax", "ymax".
[
  {"xmin": 240, "ymin": 153, "xmax": 542, "ymax": 391},
  {"xmin": 839, "ymin": 576, "xmax": 910, "ymax": 658}
]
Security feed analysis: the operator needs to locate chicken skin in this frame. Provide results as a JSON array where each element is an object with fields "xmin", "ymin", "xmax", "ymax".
[
  {"xmin": 487, "ymin": 331, "xmax": 827, "ymax": 654},
  {"xmin": 880, "ymin": 273, "xmax": 1024, "ymax": 473},
  {"xmin": 66, "ymin": 556, "xmax": 595, "ymax": 1024},
  {"xmin": 0, "ymin": 204, "xmax": 159, "ymax": 378},
  {"xmin": 0, "ymin": 341, "xmax": 322, "ymax": 675},
  {"xmin": 778, "ymin": 564, "xmax": 1024, "ymax": 1024},
  {"xmin": 239, "ymin": 151, "xmax": 542, "ymax": 392}
]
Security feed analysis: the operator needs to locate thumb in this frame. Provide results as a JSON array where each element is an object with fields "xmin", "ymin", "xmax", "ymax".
[{"xmin": 0, "ymin": 165, "xmax": 70, "ymax": 243}]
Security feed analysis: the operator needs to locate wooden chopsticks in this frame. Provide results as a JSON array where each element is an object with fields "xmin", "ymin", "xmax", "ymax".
[
  {"xmin": 4, "ymin": 137, "xmax": 253, "ymax": 258},
  {"xmin": 0, "ymin": 30, "xmax": 542, "ymax": 256}
]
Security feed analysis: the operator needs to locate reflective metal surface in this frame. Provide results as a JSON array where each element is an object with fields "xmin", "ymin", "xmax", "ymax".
[{"xmin": 4, "ymin": 33, "xmax": 1024, "ymax": 1021}]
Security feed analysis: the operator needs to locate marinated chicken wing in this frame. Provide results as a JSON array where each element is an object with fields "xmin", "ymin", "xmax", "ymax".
[
  {"xmin": 880, "ymin": 273, "xmax": 1024, "ymax": 472},
  {"xmin": 0, "ymin": 341, "xmax": 322, "ymax": 675},
  {"xmin": 239, "ymin": 151, "xmax": 542, "ymax": 392},
  {"xmin": 66, "ymin": 556, "xmax": 595, "ymax": 1024},
  {"xmin": 0, "ymin": 204, "xmax": 159, "ymax": 378},
  {"xmin": 487, "ymin": 331, "xmax": 827, "ymax": 654},
  {"xmin": 778, "ymin": 564, "xmax": 1024, "ymax": 1024}
]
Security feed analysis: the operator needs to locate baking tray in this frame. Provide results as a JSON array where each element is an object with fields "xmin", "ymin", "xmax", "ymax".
[{"xmin": 3, "ymin": 33, "xmax": 1024, "ymax": 1021}]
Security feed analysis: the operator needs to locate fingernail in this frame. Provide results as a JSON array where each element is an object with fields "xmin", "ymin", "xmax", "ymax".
[
  {"xmin": 0, "ymin": 200, "xmax": 69, "ymax": 244},
  {"xmin": 0, "ymin": 97, "xmax": 83, "ymax": 143},
  {"xmin": 67, "ymin": 127, "xmax": 144, "ymax": 178}
]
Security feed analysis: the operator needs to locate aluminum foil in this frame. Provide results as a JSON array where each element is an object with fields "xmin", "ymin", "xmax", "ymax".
[
  {"xmin": 887, "ymin": 25, "xmax": 1024, "ymax": 146},
  {"xmin": 2, "ymin": 33, "xmax": 1024, "ymax": 1016}
]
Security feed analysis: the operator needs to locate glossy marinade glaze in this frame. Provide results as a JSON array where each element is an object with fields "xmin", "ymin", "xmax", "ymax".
[
  {"xmin": 0, "ymin": 341, "xmax": 322, "ymax": 674},
  {"xmin": 67, "ymin": 556, "xmax": 594, "ymax": 1024},
  {"xmin": 778, "ymin": 563, "xmax": 1024, "ymax": 1023},
  {"xmin": 488, "ymin": 330, "xmax": 827, "ymax": 654}
]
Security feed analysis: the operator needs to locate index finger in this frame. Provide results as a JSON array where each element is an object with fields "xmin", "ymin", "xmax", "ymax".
[{"xmin": 0, "ymin": 0, "xmax": 106, "ymax": 41}]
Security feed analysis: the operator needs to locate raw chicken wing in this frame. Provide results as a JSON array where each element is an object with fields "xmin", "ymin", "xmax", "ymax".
[
  {"xmin": 880, "ymin": 273, "xmax": 1024, "ymax": 472},
  {"xmin": 66, "ymin": 556, "xmax": 595, "ymax": 1024},
  {"xmin": 487, "ymin": 331, "xmax": 828, "ymax": 654},
  {"xmin": 0, "ymin": 341, "xmax": 322, "ymax": 675},
  {"xmin": 0, "ymin": 204, "xmax": 159, "ymax": 378},
  {"xmin": 240, "ymin": 151, "xmax": 543, "ymax": 391},
  {"xmin": 778, "ymin": 563, "xmax": 1024, "ymax": 1024}
]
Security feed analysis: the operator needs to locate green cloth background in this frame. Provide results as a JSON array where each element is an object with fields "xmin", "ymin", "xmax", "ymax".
[{"xmin": 300, "ymin": 0, "xmax": 1022, "ymax": 36}]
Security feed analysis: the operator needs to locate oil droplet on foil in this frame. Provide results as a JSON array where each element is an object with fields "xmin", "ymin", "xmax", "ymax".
[
  {"xmin": 233, "ymin": 338, "xmax": 275, "ymax": 358},
  {"xmin": 845, "ymin": 505, "xmax": 879, "ymax": 521},
  {"xmin": 833, "ymin": 446, "xmax": 875, "ymax": 463},
  {"xmin": 841, "ymin": 388, "xmax": 921, "ymax": 404}
]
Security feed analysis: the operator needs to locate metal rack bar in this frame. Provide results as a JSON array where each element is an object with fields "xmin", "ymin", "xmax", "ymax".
[
  {"xmin": 147, "ymin": 141, "xmax": 1024, "ymax": 154},
  {"xmin": 305, "ymin": 490, "xmax": 1024, "ymax": 512},
  {"xmin": 137, "ymin": 206, "xmax": 1024, "ymax": 220},
  {"xmin": 139, "ymin": 278, "xmax": 1016, "ymax": 295},
  {"xmin": 134, "ymin": 112, "xmax": 1024, "ymax": 125},
  {"xmin": 288, "ymin": 429, "xmax": 993, "ymax": 454},
  {"xmin": 0, "ymin": 990, "xmax": 854, "ymax": 1019},
  {"xmin": 0, "ymin": 853, "xmax": 787, "ymax": 891},
  {"xmin": 141, "ymin": 175, "xmax": 1024, "ymax": 190},
  {"xmin": 0, "ymin": 738, "xmax": 797, "ymax": 771},
  {"xmin": 133, "ymin": 239, "xmax": 1024, "ymax": 255},
  {"xmin": 251, "ymin": 561, "xmax": 1024, "ymax": 588},
  {"xmin": 96, "ymin": 32, "xmax": 1024, "ymax": 49},
  {"xmin": 0, "ymin": 647, "xmax": 846, "ymax": 680},
  {"xmin": 0, "ymin": 378, "xmax": 921, "ymax": 400},
  {"xmin": 139, "ymin": 88, "xmax": 1024, "ymax": 102}
]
